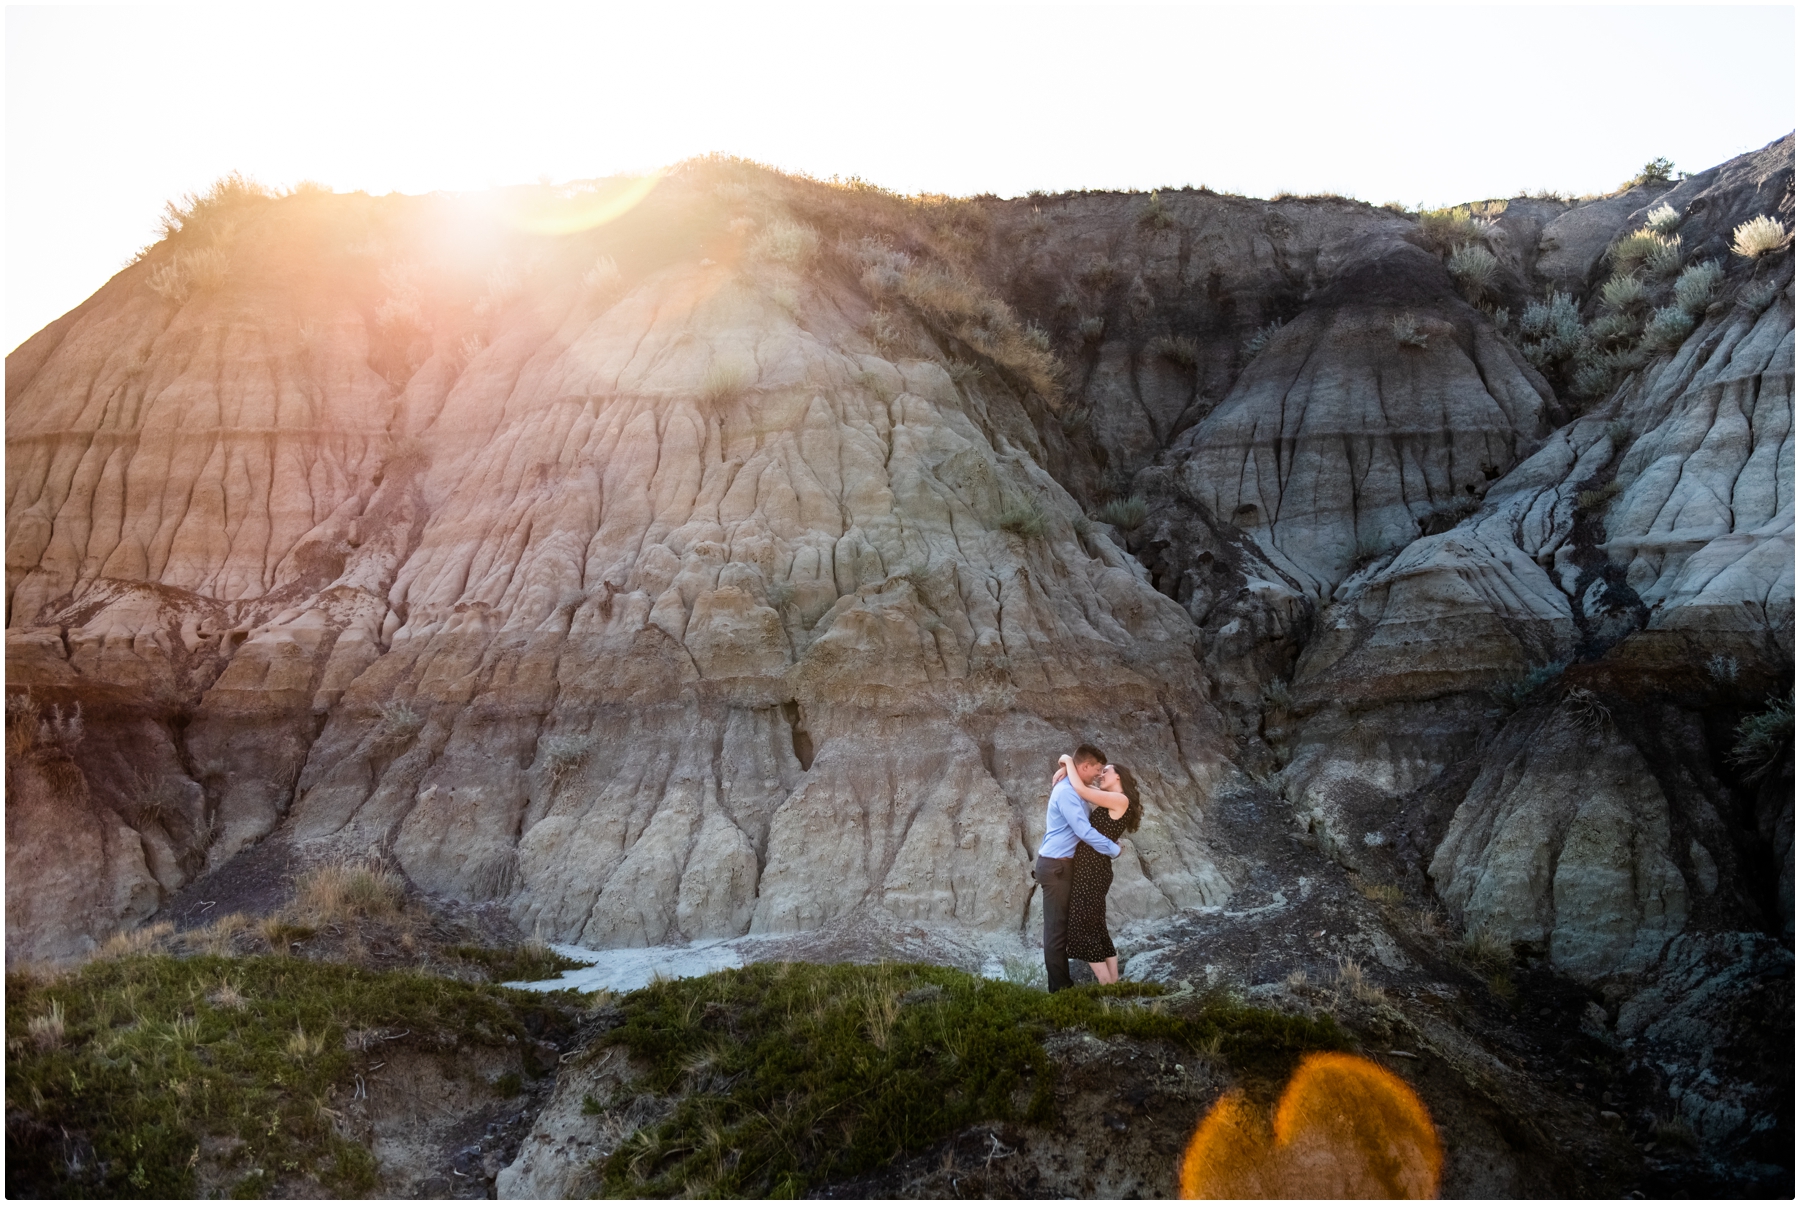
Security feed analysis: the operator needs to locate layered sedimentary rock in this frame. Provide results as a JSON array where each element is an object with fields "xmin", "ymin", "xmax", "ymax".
[
  {"xmin": 6, "ymin": 139, "xmax": 1793, "ymax": 1013},
  {"xmin": 7, "ymin": 173, "xmax": 1237, "ymax": 961}
]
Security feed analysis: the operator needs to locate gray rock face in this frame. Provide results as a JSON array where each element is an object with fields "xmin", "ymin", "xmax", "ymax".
[{"xmin": 1429, "ymin": 708, "xmax": 1689, "ymax": 980}]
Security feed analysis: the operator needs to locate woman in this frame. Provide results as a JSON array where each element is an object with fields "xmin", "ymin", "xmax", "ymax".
[{"xmin": 1058, "ymin": 754, "xmax": 1142, "ymax": 984}]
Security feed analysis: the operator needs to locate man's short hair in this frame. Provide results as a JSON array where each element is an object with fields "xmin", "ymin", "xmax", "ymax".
[{"xmin": 1073, "ymin": 743, "xmax": 1108, "ymax": 766}]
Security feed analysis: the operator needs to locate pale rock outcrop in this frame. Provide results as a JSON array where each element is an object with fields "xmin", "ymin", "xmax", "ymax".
[{"xmin": 1429, "ymin": 706, "xmax": 1689, "ymax": 979}]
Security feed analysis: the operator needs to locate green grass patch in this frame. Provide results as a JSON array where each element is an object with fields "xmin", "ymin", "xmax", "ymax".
[
  {"xmin": 593, "ymin": 961, "xmax": 1341, "ymax": 1197},
  {"xmin": 5, "ymin": 954, "xmax": 571, "ymax": 1197},
  {"xmin": 446, "ymin": 942, "xmax": 587, "ymax": 983}
]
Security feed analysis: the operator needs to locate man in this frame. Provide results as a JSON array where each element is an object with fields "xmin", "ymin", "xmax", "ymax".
[{"xmin": 1035, "ymin": 743, "xmax": 1119, "ymax": 991}]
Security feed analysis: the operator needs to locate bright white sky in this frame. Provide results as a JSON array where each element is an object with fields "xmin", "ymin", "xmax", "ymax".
[{"xmin": 6, "ymin": 4, "xmax": 1794, "ymax": 353}]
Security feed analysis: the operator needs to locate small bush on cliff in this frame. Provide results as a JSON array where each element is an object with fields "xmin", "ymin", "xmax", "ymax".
[
  {"xmin": 1625, "ymin": 157, "xmax": 1678, "ymax": 188},
  {"xmin": 1729, "ymin": 692, "xmax": 1793, "ymax": 782},
  {"xmin": 1641, "ymin": 304, "xmax": 1698, "ymax": 352},
  {"xmin": 1093, "ymin": 494, "xmax": 1148, "ymax": 529},
  {"xmin": 994, "ymin": 497, "xmax": 1049, "ymax": 539},
  {"xmin": 1643, "ymin": 203, "xmax": 1683, "ymax": 235},
  {"xmin": 1599, "ymin": 273, "xmax": 1649, "ymax": 311},
  {"xmin": 590, "ymin": 961, "xmax": 1341, "ymax": 1197},
  {"xmin": 1731, "ymin": 214, "xmax": 1788, "ymax": 259},
  {"xmin": 1242, "ymin": 319, "xmax": 1284, "ymax": 360},
  {"xmin": 1446, "ymin": 244, "xmax": 1498, "ymax": 300},
  {"xmin": 1674, "ymin": 260, "xmax": 1724, "ymax": 316},
  {"xmin": 294, "ymin": 862, "xmax": 404, "ymax": 924},
  {"xmin": 1417, "ymin": 206, "xmax": 1478, "ymax": 254}
]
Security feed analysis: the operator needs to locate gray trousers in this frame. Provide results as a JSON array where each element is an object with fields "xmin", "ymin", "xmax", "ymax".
[{"xmin": 1036, "ymin": 854, "xmax": 1075, "ymax": 991}]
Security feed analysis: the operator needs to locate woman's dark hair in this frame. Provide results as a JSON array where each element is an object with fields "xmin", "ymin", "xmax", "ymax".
[{"xmin": 1114, "ymin": 765, "xmax": 1143, "ymax": 833}]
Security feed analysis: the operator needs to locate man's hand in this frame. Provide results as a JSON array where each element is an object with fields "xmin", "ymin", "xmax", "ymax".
[{"xmin": 1051, "ymin": 764, "xmax": 1068, "ymax": 785}]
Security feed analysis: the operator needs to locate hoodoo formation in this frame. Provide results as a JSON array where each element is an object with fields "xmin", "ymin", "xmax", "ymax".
[{"xmin": 6, "ymin": 137, "xmax": 1793, "ymax": 1194}]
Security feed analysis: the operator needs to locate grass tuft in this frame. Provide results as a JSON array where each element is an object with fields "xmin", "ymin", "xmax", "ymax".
[
  {"xmin": 1093, "ymin": 495, "xmax": 1148, "ymax": 529},
  {"xmin": 1731, "ymin": 214, "xmax": 1788, "ymax": 259},
  {"xmin": 1242, "ymin": 319, "xmax": 1284, "ymax": 359},
  {"xmin": 699, "ymin": 360, "xmax": 754, "ymax": 405},
  {"xmin": 293, "ymin": 863, "xmax": 403, "ymax": 924},
  {"xmin": 1728, "ymin": 692, "xmax": 1792, "ymax": 782},
  {"xmin": 994, "ymin": 497, "xmax": 1049, "ymax": 539},
  {"xmin": 1459, "ymin": 925, "xmax": 1512, "ymax": 972},
  {"xmin": 1643, "ymin": 203, "xmax": 1682, "ymax": 236}
]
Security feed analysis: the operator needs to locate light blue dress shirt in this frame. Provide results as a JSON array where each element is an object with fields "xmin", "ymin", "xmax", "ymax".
[{"xmin": 1037, "ymin": 777, "xmax": 1122, "ymax": 859}]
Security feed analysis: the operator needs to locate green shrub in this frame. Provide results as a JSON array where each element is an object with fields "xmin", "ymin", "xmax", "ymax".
[
  {"xmin": 1608, "ymin": 230, "xmax": 1675, "ymax": 275},
  {"xmin": 1599, "ymin": 273, "xmax": 1649, "ymax": 311},
  {"xmin": 1517, "ymin": 292, "xmax": 1590, "ymax": 371},
  {"xmin": 1643, "ymin": 203, "xmax": 1683, "ymax": 235},
  {"xmin": 1674, "ymin": 260, "xmax": 1723, "ymax": 315},
  {"xmin": 592, "ymin": 962, "xmax": 1342, "ymax": 1198},
  {"xmin": 1077, "ymin": 315, "xmax": 1105, "ymax": 342},
  {"xmin": 1139, "ymin": 191, "xmax": 1174, "ymax": 230},
  {"xmin": 1588, "ymin": 311, "xmax": 1638, "ymax": 342},
  {"xmin": 1446, "ymin": 244, "xmax": 1499, "ymax": 299},
  {"xmin": 1391, "ymin": 315, "xmax": 1429, "ymax": 347},
  {"xmin": 1729, "ymin": 693, "xmax": 1792, "ymax": 781},
  {"xmin": 1645, "ymin": 236, "xmax": 1684, "ymax": 280},
  {"xmin": 1731, "ymin": 215, "xmax": 1788, "ymax": 259},
  {"xmin": 1641, "ymin": 304, "xmax": 1698, "ymax": 352},
  {"xmin": 1093, "ymin": 495, "xmax": 1148, "ymax": 529},
  {"xmin": 1418, "ymin": 206, "xmax": 1478, "ymax": 253},
  {"xmin": 1625, "ymin": 157, "xmax": 1677, "ymax": 188},
  {"xmin": 994, "ymin": 498, "xmax": 1049, "ymax": 539},
  {"xmin": 446, "ymin": 942, "xmax": 587, "ymax": 983}
]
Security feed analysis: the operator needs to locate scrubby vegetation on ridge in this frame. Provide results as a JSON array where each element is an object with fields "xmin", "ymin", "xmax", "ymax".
[
  {"xmin": 587, "ymin": 961, "xmax": 1343, "ymax": 1198},
  {"xmin": 5, "ymin": 954, "xmax": 581, "ymax": 1198}
]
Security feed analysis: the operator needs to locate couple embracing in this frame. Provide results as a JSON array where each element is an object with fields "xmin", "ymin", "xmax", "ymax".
[{"xmin": 1034, "ymin": 743, "xmax": 1142, "ymax": 991}]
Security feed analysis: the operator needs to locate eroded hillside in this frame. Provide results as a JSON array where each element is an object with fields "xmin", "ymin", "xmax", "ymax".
[{"xmin": 6, "ymin": 138, "xmax": 1793, "ymax": 1189}]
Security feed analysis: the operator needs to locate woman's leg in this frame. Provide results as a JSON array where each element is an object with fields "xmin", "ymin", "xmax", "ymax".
[
  {"xmin": 1087, "ymin": 961, "xmax": 1112, "ymax": 984},
  {"xmin": 1105, "ymin": 955, "xmax": 1120, "ymax": 983}
]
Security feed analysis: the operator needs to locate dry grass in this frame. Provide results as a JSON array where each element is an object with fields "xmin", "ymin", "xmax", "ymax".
[
  {"xmin": 27, "ymin": 1000, "xmax": 66, "ymax": 1050},
  {"xmin": 750, "ymin": 218, "xmax": 820, "ymax": 267},
  {"xmin": 1459, "ymin": 924, "xmax": 1512, "ymax": 972},
  {"xmin": 1357, "ymin": 881, "xmax": 1404, "ymax": 905},
  {"xmin": 293, "ymin": 862, "xmax": 404, "ymax": 924},
  {"xmin": 94, "ymin": 921, "xmax": 175, "ymax": 963},
  {"xmin": 1608, "ymin": 230, "xmax": 1676, "ymax": 275},
  {"xmin": 700, "ymin": 360, "xmax": 754, "ymax": 405},
  {"xmin": 1732, "ymin": 214, "xmax": 1788, "ymax": 259},
  {"xmin": 1391, "ymin": 315, "xmax": 1429, "ymax": 347},
  {"xmin": 1643, "ymin": 203, "xmax": 1682, "ymax": 235},
  {"xmin": 1332, "ymin": 957, "xmax": 1384, "ymax": 1005}
]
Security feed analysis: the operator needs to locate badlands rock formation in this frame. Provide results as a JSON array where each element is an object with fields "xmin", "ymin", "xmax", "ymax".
[{"xmin": 7, "ymin": 142, "xmax": 1793, "ymax": 1163}]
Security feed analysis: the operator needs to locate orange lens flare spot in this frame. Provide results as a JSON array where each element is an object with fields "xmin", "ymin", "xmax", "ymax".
[{"xmin": 1180, "ymin": 1053, "xmax": 1442, "ymax": 1199}]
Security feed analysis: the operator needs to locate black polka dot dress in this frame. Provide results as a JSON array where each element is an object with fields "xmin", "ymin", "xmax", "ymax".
[{"xmin": 1066, "ymin": 807, "xmax": 1127, "ymax": 964}]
